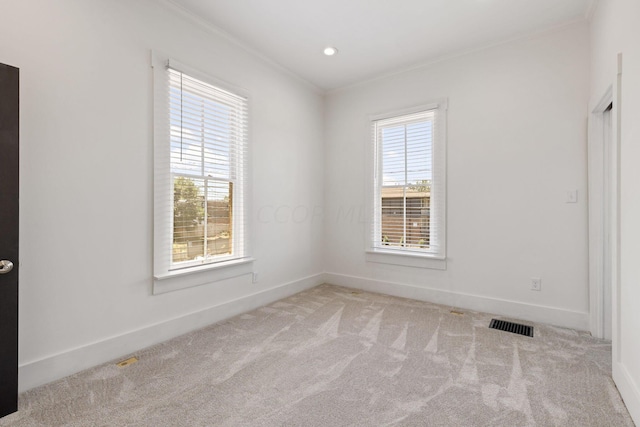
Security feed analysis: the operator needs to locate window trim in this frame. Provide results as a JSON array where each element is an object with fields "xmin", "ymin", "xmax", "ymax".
[
  {"xmin": 151, "ymin": 52, "xmax": 253, "ymax": 294},
  {"xmin": 366, "ymin": 100, "xmax": 447, "ymax": 268}
]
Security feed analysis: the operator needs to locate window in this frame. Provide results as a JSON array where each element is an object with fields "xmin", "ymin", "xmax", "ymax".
[
  {"xmin": 153, "ymin": 55, "xmax": 252, "ymax": 289},
  {"xmin": 369, "ymin": 103, "xmax": 447, "ymax": 265}
]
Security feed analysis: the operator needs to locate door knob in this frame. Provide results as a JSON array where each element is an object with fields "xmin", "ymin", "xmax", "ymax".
[{"xmin": 0, "ymin": 260, "xmax": 14, "ymax": 274}]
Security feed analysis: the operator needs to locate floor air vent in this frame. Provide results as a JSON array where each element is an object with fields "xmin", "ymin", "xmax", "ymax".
[{"xmin": 489, "ymin": 319, "xmax": 533, "ymax": 337}]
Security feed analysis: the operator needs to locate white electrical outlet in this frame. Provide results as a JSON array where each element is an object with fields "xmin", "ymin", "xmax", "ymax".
[
  {"xmin": 252, "ymin": 272, "xmax": 259, "ymax": 284},
  {"xmin": 566, "ymin": 190, "xmax": 578, "ymax": 203},
  {"xmin": 531, "ymin": 277, "xmax": 541, "ymax": 291}
]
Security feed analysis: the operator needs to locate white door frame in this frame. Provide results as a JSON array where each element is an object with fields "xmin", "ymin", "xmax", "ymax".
[{"xmin": 587, "ymin": 84, "xmax": 618, "ymax": 341}]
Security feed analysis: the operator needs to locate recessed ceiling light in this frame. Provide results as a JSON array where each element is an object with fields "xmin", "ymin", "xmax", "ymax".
[{"xmin": 323, "ymin": 47, "xmax": 338, "ymax": 56}]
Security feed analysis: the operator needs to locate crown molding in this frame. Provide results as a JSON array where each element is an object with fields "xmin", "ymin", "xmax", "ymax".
[{"xmin": 156, "ymin": 0, "xmax": 323, "ymax": 95}]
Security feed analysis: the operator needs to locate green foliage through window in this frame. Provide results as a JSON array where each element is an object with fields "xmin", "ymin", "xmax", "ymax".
[{"xmin": 173, "ymin": 177, "xmax": 204, "ymax": 243}]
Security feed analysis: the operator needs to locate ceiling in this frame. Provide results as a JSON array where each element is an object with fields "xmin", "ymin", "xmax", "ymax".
[{"xmin": 169, "ymin": 0, "xmax": 593, "ymax": 91}]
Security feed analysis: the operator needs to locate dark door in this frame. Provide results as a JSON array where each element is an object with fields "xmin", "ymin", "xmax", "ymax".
[{"xmin": 0, "ymin": 62, "xmax": 19, "ymax": 418}]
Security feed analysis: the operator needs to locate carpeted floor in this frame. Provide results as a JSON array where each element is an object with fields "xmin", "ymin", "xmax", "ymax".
[{"xmin": 0, "ymin": 284, "xmax": 634, "ymax": 426}]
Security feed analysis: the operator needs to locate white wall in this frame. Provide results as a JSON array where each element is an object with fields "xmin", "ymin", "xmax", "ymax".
[
  {"xmin": 0, "ymin": 0, "xmax": 324, "ymax": 390},
  {"xmin": 590, "ymin": 0, "xmax": 640, "ymax": 423},
  {"xmin": 324, "ymin": 23, "xmax": 591, "ymax": 330}
]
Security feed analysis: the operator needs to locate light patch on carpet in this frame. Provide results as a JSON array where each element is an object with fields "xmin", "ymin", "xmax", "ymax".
[
  {"xmin": 380, "ymin": 364, "xmax": 404, "ymax": 378},
  {"xmin": 215, "ymin": 325, "xmax": 290, "ymax": 382},
  {"xmin": 316, "ymin": 305, "xmax": 344, "ymax": 338},
  {"xmin": 542, "ymin": 396, "xmax": 568, "ymax": 421},
  {"xmin": 390, "ymin": 377, "xmax": 456, "ymax": 424},
  {"xmin": 261, "ymin": 350, "xmax": 365, "ymax": 421},
  {"xmin": 424, "ymin": 318, "xmax": 442, "ymax": 353},
  {"xmin": 359, "ymin": 309, "xmax": 384, "ymax": 342},
  {"xmin": 458, "ymin": 332, "xmax": 479, "ymax": 384},
  {"xmin": 390, "ymin": 322, "xmax": 409, "ymax": 351},
  {"xmin": 501, "ymin": 343, "xmax": 534, "ymax": 423},
  {"xmin": 481, "ymin": 383, "xmax": 501, "ymax": 410}
]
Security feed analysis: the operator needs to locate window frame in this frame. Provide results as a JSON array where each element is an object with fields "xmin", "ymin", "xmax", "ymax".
[
  {"xmin": 366, "ymin": 101, "xmax": 447, "ymax": 270},
  {"xmin": 152, "ymin": 52, "xmax": 253, "ymax": 293}
]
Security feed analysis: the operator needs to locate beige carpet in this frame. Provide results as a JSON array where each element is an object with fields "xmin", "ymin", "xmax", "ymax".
[{"xmin": 0, "ymin": 284, "xmax": 634, "ymax": 426}]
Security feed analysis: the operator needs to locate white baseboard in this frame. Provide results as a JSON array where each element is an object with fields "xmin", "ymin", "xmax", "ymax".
[
  {"xmin": 18, "ymin": 273, "xmax": 324, "ymax": 393},
  {"xmin": 613, "ymin": 361, "xmax": 640, "ymax": 425},
  {"xmin": 324, "ymin": 272, "xmax": 590, "ymax": 331}
]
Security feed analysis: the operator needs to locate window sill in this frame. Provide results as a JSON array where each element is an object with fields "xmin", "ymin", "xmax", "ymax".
[
  {"xmin": 153, "ymin": 257, "xmax": 255, "ymax": 294},
  {"xmin": 366, "ymin": 250, "xmax": 446, "ymax": 270}
]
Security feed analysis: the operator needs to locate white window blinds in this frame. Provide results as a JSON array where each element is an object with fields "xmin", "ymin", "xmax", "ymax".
[
  {"xmin": 154, "ymin": 58, "xmax": 249, "ymax": 277},
  {"xmin": 371, "ymin": 104, "xmax": 446, "ymax": 259}
]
